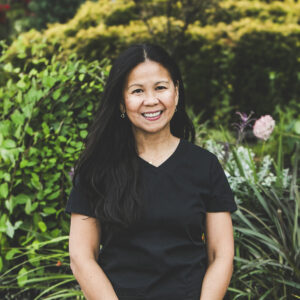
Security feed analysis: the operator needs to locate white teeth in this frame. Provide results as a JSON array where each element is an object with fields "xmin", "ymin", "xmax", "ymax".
[{"xmin": 143, "ymin": 111, "xmax": 162, "ymax": 117}]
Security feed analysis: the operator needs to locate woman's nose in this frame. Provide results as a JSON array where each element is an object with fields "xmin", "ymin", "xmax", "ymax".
[{"xmin": 143, "ymin": 91, "xmax": 159, "ymax": 105}]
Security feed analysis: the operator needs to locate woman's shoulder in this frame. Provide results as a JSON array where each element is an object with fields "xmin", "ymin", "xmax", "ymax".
[{"xmin": 182, "ymin": 139, "xmax": 216, "ymax": 161}]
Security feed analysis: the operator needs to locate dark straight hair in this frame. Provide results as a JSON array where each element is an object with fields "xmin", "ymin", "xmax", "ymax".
[{"xmin": 72, "ymin": 43, "xmax": 195, "ymax": 233}]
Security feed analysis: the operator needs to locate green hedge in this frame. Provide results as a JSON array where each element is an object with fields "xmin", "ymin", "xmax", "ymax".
[
  {"xmin": 207, "ymin": 0, "xmax": 300, "ymax": 25},
  {"xmin": 2, "ymin": 0, "xmax": 300, "ymax": 123},
  {"xmin": 0, "ymin": 48, "xmax": 110, "ymax": 273}
]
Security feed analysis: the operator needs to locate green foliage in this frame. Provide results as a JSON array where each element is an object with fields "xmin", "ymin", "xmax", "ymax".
[
  {"xmin": 0, "ymin": 236, "xmax": 84, "ymax": 299},
  {"xmin": 2, "ymin": 0, "xmax": 89, "ymax": 42},
  {"xmin": 1, "ymin": 1, "xmax": 300, "ymax": 297},
  {"xmin": 27, "ymin": 0, "xmax": 87, "ymax": 30},
  {"xmin": 229, "ymin": 141, "xmax": 300, "ymax": 298},
  {"xmin": 3, "ymin": 0, "xmax": 300, "ymax": 123},
  {"xmin": 208, "ymin": 0, "xmax": 299, "ymax": 25},
  {"xmin": 0, "ymin": 44, "xmax": 110, "ymax": 278},
  {"xmin": 204, "ymin": 130, "xmax": 300, "ymax": 298},
  {"xmin": 1, "ymin": 115, "xmax": 299, "ymax": 298}
]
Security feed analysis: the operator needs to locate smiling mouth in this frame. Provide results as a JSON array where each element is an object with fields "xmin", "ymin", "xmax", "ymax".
[{"xmin": 141, "ymin": 110, "xmax": 163, "ymax": 117}]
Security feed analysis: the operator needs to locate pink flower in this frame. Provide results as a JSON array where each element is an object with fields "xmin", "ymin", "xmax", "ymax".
[{"xmin": 253, "ymin": 115, "xmax": 275, "ymax": 141}]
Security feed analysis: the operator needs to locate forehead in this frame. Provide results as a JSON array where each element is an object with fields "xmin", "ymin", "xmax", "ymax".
[{"xmin": 125, "ymin": 60, "xmax": 171, "ymax": 84}]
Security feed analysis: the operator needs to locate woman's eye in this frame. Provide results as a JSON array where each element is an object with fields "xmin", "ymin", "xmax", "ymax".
[
  {"xmin": 132, "ymin": 89, "xmax": 143, "ymax": 94},
  {"xmin": 156, "ymin": 86, "xmax": 167, "ymax": 90}
]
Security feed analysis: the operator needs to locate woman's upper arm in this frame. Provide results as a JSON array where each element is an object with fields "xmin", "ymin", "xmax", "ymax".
[
  {"xmin": 69, "ymin": 213, "xmax": 101, "ymax": 262},
  {"xmin": 205, "ymin": 212, "xmax": 235, "ymax": 264}
]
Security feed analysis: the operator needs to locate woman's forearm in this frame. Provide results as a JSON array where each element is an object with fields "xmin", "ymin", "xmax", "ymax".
[
  {"xmin": 71, "ymin": 258, "xmax": 118, "ymax": 300},
  {"xmin": 200, "ymin": 257, "xmax": 234, "ymax": 300}
]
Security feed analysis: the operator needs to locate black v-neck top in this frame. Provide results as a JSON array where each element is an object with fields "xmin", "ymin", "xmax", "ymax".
[{"xmin": 66, "ymin": 138, "xmax": 237, "ymax": 300}]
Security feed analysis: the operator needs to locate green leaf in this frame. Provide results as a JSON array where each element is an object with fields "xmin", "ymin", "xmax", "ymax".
[
  {"xmin": 60, "ymin": 94, "xmax": 69, "ymax": 103},
  {"xmin": 78, "ymin": 123, "xmax": 88, "ymax": 129},
  {"xmin": 5, "ymin": 219, "xmax": 14, "ymax": 238},
  {"xmin": 3, "ymin": 62, "xmax": 13, "ymax": 72},
  {"xmin": 5, "ymin": 248, "xmax": 21, "ymax": 260},
  {"xmin": 38, "ymin": 221, "xmax": 47, "ymax": 232},
  {"xmin": 53, "ymin": 88, "xmax": 62, "ymax": 100},
  {"xmin": 0, "ymin": 256, "xmax": 2, "ymax": 272},
  {"xmin": 13, "ymin": 124, "xmax": 23, "ymax": 139},
  {"xmin": 10, "ymin": 110, "xmax": 25, "ymax": 125},
  {"xmin": 3, "ymin": 173, "xmax": 10, "ymax": 181},
  {"xmin": 51, "ymin": 228, "xmax": 60, "ymax": 237},
  {"xmin": 0, "ymin": 214, "xmax": 7, "ymax": 232},
  {"xmin": 16, "ymin": 90, "xmax": 22, "ymax": 103},
  {"xmin": 25, "ymin": 125, "xmax": 34, "ymax": 136},
  {"xmin": 294, "ymin": 120, "xmax": 300, "ymax": 134},
  {"xmin": 269, "ymin": 71, "xmax": 276, "ymax": 80},
  {"xmin": 30, "ymin": 202, "xmax": 38, "ymax": 213},
  {"xmin": 20, "ymin": 159, "xmax": 28, "ymax": 168},
  {"xmin": 42, "ymin": 122, "xmax": 50, "ymax": 135},
  {"xmin": 17, "ymin": 267, "xmax": 28, "ymax": 287},
  {"xmin": 16, "ymin": 80, "xmax": 26, "ymax": 89},
  {"xmin": 24, "ymin": 88, "xmax": 44, "ymax": 104},
  {"xmin": 47, "ymin": 190, "xmax": 60, "ymax": 200},
  {"xmin": 21, "ymin": 104, "xmax": 34, "ymax": 118},
  {"xmin": 5, "ymin": 196, "xmax": 14, "ymax": 214},
  {"xmin": 42, "ymin": 76, "xmax": 56, "ymax": 89},
  {"xmin": 0, "ymin": 182, "xmax": 8, "ymax": 199},
  {"xmin": 80, "ymin": 130, "xmax": 88, "ymax": 139},
  {"xmin": 17, "ymin": 53, "xmax": 27, "ymax": 59},
  {"xmin": 25, "ymin": 199, "xmax": 32, "ymax": 214},
  {"xmin": 14, "ymin": 220, "xmax": 23, "ymax": 230},
  {"xmin": 3, "ymin": 139, "xmax": 16, "ymax": 148},
  {"xmin": 31, "ymin": 173, "xmax": 42, "ymax": 190},
  {"xmin": 43, "ymin": 207, "xmax": 57, "ymax": 215},
  {"xmin": 79, "ymin": 74, "xmax": 85, "ymax": 81}
]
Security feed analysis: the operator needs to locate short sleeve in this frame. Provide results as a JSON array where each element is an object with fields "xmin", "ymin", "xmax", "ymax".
[
  {"xmin": 205, "ymin": 154, "xmax": 237, "ymax": 213},
  {"xmin": 65, "ymin": 174, "xmax": 97, "ymax": 218}
]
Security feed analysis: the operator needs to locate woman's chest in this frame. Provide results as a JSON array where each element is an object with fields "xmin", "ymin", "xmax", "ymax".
[{"xmin": 138, "ymin": 169, "xmax": 209, "ymax": 235}]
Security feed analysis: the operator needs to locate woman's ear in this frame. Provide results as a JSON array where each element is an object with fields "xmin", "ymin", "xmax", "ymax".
[
  {"xmin": 120, "ymin": 102, "xmax": 125, "ymax": 113},
  {"xmin": 175, "ymin": 81, "xmax": 179, "ymax": 106}
]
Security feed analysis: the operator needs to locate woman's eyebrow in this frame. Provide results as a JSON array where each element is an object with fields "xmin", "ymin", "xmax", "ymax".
[
  {"xmin": 155, "ymin": 80, "xmax": 169, "ymax": 85},
  {"xmin": 128, "ymin": 83, "xmax": 143, "ymax": 89},
  {"xmin": 127, "ymin": 80, "xmax": 169, "ymax": 89}
]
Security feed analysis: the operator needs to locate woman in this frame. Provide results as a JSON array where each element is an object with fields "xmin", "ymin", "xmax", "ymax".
[{"xmin": 66, "ymin": 43, "xmax": 237, "ymax": 300}]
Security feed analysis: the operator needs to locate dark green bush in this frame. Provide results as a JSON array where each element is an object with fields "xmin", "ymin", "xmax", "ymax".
[
  {"xmin": 0, "ymin": 45, "xmax": 110, "ymax": 274},
  {"xmin": 3, "ymin": 0, "xmax": 300, "ymax": 124},
  {"xmin": 27, "ymin": 0, "xmax": 87, "ymax": 30}
]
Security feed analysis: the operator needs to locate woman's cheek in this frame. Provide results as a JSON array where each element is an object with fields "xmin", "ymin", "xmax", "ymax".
[
  {"xmin": 162, "ymin": 90, "xmax": 176, "ymax": 103},
  {"xmin": 126, "ymin": 96, "xmax": 141, "ymax": 110}
]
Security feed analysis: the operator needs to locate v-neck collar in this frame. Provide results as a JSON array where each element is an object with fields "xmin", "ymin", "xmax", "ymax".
[{"xmin": 137, "ymin": 138, "xmax": 184, "ymax": 170}]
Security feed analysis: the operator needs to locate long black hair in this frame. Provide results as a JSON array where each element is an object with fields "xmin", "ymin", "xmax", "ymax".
[{"xmin": 72, "ymin": 43, "xmax": 195, "ymax": 233}]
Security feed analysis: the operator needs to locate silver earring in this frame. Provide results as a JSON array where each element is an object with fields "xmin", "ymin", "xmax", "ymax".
[{"xmin": 120, "ymin": 112, "xmax": 125, "ymax": 118}]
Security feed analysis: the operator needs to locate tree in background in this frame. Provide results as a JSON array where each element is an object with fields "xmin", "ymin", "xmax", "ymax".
[
  {"xmin": 2, "ymin": 0, "xmax": 300, "ymax": 127},
  {"xmin": 132, "ymin": 0, "xmax": 220, "ymax": 55},
  {"xmin": 26, "ymin": 0, "xmax": 87, "ymax": 30},
  {"xmin": 0, "ymin": 0, "xmax": 88, "ymax": 42}
]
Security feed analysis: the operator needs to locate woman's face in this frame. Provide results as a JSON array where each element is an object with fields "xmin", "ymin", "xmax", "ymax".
[{"xmin": 121, "ymin": 60, "xmax": 178, "ymax": 136}]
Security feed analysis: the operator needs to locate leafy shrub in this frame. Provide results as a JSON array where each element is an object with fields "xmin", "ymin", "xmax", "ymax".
[
  {"xmin": 0, "ymin": 236, "xmax": 84, "ymax": 299},
  {"xmin": 3, "ymin": 0, "xmax": 300, "ymax": 123},
  {"xmin": 0, "ymin": 45, "xmax": 110, "ymax": 277},
  {"xmin": 208, "ymin": 0, "xmax": 298, "ymax": 25},
  {"xmin": 27, "ymin": 0, "xmax": 87, "ymax": 30},
  {"xmin": 2, "ymin": 119, "xmax": 299, "ymax": 298},
  {"xmin": 205, "ymin": 129, "xmax": 300, "ymax": 299}
]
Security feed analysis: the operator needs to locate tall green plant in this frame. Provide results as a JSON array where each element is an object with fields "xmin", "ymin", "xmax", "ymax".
[
  {"xmin": 205, "ymin": 116, "xmax": 300, "ymax": 298},
  {"xmin": 230, "ymin": 142, "xmax": 300, "ymax": 299},
  {"xmin": 0, "ymin": 236, "xmax": 84, "ymax": 299}
]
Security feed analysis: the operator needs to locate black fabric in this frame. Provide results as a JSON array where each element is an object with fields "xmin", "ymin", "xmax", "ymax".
[{"xmin": 65, "ymin": 138, "xmax": 237, "ymax": 300}]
